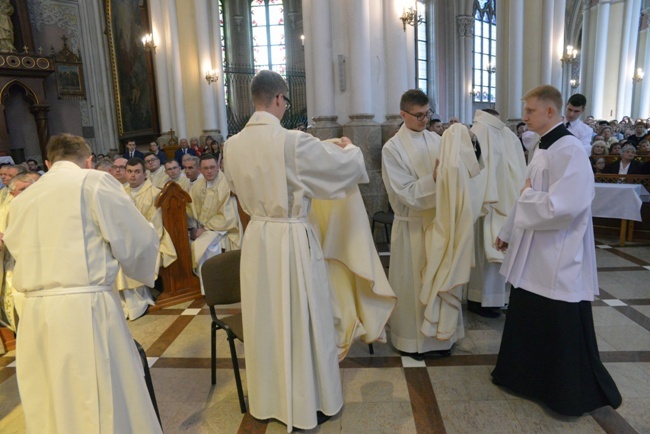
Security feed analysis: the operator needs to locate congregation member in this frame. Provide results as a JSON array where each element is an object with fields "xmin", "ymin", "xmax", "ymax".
[
  {"xmin": 4, "ymin": 133, "xmax": 162, "ymax": 433},
  {"xmin": 115, "ymin": 157, "xmax": 176, "ymax": 320},
  {"xmin": 224, "ymin": 70, "xmax": 368, "ymax": 431},
  {"xmin": 123, "ymin": 140, "xmax": 145, "ymax": 160},
  {"xmin": 149, "ymin": 141, "xmax": 167, "ymax": 163},
  {"xmin": 188, "ymin": 153, "xmax": 241, "ymax": 273},
  {"xmin": 145, "ymin": 152, "xmax": 170, "ymax": 189},
  {"xmin": 627, "ymin": 120, "xmax": 648, "ymax": 147},
  {"xmin": 492, "ymin": 85, "xmax": 622, "ymax": 416},
  {"xmin": 164, "ymin": 159, "xmax": 191, "ymax": 191},
  {"xmin": 602, "ymin": 144, "xmax": 646, "ymax": 174},
  {"xmin": 428, "ymin": 117, "xmax": 443, "ymax": 136},
  {"xmin": 382, "ymin": 89, "xmax": 461, "ymax": 358},
  {"xmin": 95, "ymin": 158, "xmax": 113, "ymax": 172},
  {"xmin": 0, "ymin": 165, "xmax": 24, "ymax": 205},
  {"xmin": 466, "ymin": 109, "xmax": 526, "ymax": 317},
  {"xmin": 189, "ymin": 137, "xmax": 202, "ymax": 156},
  {"xmin": 601, "ymin": 125, "xmax": 619, "ymax": 149},
  {"xmin": 182, "ymin": 155, "xmax": 203, "ymax": 186},
  {"xmin": 174, "ymin": 138, "xmax": 196, "ymax": 164},
  {"xmin": 563, "ymin": 93, "xmax": 592, "ymax": 155},
  {"xmin": 110, "ymin": 157, "xmax": 129, "ymax": 186}
]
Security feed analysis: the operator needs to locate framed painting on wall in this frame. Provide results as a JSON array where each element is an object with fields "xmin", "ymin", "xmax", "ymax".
[{"xmin": 104, "ymin": 0, "xmax": 159, "ymax": 139}]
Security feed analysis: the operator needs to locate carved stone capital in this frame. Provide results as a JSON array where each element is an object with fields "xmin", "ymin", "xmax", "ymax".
[{"xmin": 456, "ymin": 15, "xmax": 474, "ymax": 38}]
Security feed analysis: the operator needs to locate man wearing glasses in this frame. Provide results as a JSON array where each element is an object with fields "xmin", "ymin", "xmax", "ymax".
[
  {"xmin": 109, "ymin": 157, "xmax": 129, "ymax": 187},
  {"xmin": 163, "ymin": 159, "xmax": 190, "ymax": 191},
  {"xmin": 382, "ymin": 89, "xmax": 460, "ymax": 359},
  {"xmin": 144, "ymin": 152, "xmax": 170, "ymax": 189}
]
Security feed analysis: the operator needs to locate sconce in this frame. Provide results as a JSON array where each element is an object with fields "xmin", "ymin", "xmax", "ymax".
[
  {"xmin": 632, "ymin": 68, "xmax": 644, "ymax": 83},
  {"xmin": 570, "ymin": 79, "xmax": 579, "ymax": 89},
  {"xmin": 142, "ymin": 33, "xmax": 156, "ymax": 53},
  {"xmin": 300, "ymin": 35, "xmax": 305, "ymax": 46},
  {"xmin": 400, "ymin": 6, "xmax": 423, "ymax": 31},
  {"xmin": 487, "ymin": 62, "xmax": 496, "ymax": 74},
  {"xmin": 560, "ymin": 45, "xmax": 578, "ymax": 64},
  {"xmin": 205, "ymin": 69, "xmax": 219, "ymax": 85}
]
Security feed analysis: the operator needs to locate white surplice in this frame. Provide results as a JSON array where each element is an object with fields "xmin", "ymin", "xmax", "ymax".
[
  {"xmin": 4, "ymin": 161, "xmax": 161, "ymax": 434},
  {"xmin": 499, "ymin": 133, "xmax": 599, "ymax": 302},
  {"xmin": 420, "ymin": 124, "xmax": 480, "ymax": 341},
  {"xmin": 224, "ymin": 111, "xmax": 368, "ymax": 432},
  {"xmin": 382, "ymin": 124, "xmax": 449, "ymax": 353},
  {"xmin": 148, "ymin": 165, "xmax": 170, "ymax": 189},
  {"xmin": 467, "ymin": 111, "xmax": 526, "ymax": 307}
]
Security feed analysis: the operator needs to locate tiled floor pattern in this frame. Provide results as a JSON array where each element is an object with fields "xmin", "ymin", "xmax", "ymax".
[{"xmin": 1, "ymin": 237, "xmax": 650, "ymax": 433}]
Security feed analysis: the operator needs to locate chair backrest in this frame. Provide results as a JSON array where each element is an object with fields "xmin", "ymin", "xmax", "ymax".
[{"xmin": 201, "ymin": 249, "xmax": 242, "ymax": 307}]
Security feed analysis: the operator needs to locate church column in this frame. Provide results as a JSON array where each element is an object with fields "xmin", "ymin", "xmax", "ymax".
[
  {"xmin": 343, "ymin": 0, "xmax": 382, "ymax": 216},
  {"xmin": 194, "ymin": 0, "xmax": 221, "ymax": 143},
  {"xmin": 580, "ymin": 0, "xmax": 593, "ymax": 102},
  {"xmin": 304, "ymin": 0, "xmax": 341, "ymax": 140},
  {"xmin": 640, "ymin": 10, "xmax": 650, "ymax": 118},
  {"xmin": 591, "ymin": 0, "xmax": 612, "ymax": 118},
  {"xmin": 551, "ymin": 0, "xmax": 566, "ymax": 90},
  {"xmin": 617, "ymin": 0, "xmax": 642, "ymax": 118},
  {"xmin": 507, "ymin": 0, "xmax": 523, "ymax": 122},
  {"xmin": 30, "ymin": 105, "xmax": 50, "ymax": 162},
  {"xmin": 457, "ymin": 15, "xmax": 474, "ymax": 123},
  {"xmin": 540, "ymin": 0, "xmax": 554, "ymax": 84},
  {"xmin": 165, "ymin": 0, "xmax": 187, "ymax": 138},
  {"xmin": 148, "ymin": 0, "xmax": 174, "ymax": 138},
  {"xmin": 382, "ymin": 0, "xmax": 409, "ymax": 143},
  {"xmin": 209, "ymin": 3, "xmax": 228, "ymax": 138}
]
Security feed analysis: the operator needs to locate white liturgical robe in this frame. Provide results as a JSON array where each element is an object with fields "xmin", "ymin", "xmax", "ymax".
[
  {"xmin": 224, "ymin": 111, "xmax": 368, "ymax": 432},
  {"xmin": 148, "ymin": 165, "xmax": 170, "ymax": 189},
  {"xmin": 382, "ymin": 124, "xmax": 448, "ymax": 353},
  {"xmin": 499, "ymin": 129, "xmax": 599, "ymax": 302},
  {"xmin": 420, "ymin": 124, "xmax": 480, "ymax": 341},
  {"xmin": 467, "ymin": 111, "xmax": 526, "ymax": 307},
  {"xmin": 4, "ymin": 161, "xmax": 161, "ymax": 434}
]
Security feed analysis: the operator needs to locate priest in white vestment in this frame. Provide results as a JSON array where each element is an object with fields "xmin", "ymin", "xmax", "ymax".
[
  {"xmin": 466, "ymin": 109, "xmax": 526, "ymax": 317},
  {"xmin": 382, "ymin": 89, "xmax": 454, "ymax": 356},
  {"xmin": 224, "ymin": 70, "xmax": 368, "ymax": 432},
  {"xmin": 164, "ymin": 159, "xmax": 191, "ymax": 191},
  {"xmin": 114, "ymin": 158, "xmax": 177, "ymax": 319},
  {"xmin": 145, "ymin": 152, "xmax": 170, "ymax": 189},
  {"xmin": 188, "ymin": 153, "xmax": 241, "ymax": 275},
  {"xmin": 4, "ymin": 134, "xmax": 162, "ymax": 433}
]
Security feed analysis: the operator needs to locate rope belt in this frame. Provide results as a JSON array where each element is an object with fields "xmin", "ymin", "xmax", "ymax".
[
  {"xmin": 24, "ymin": 286, "xmax": 112, "ymax": 298},
  {"xmin": 251, "ymin": 216, "xmax": 309, "ymax": 223}
]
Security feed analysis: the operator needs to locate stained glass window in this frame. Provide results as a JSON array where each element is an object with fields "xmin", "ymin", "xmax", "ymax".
[
  {"xmin": 473, "ymin": 0, "xmax": 496, "ymax": 103},
  {"xmin": 250, "ymin": 0, "xmax": 286, "ymax": 75},
  {"xmin": 415, "ymin": 0, "xmax": 427, "ymax": 92}
]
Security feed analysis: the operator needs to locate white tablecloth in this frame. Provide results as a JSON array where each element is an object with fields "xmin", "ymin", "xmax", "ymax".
[{"xmin": 592, "ymin": 183, "xmax": 650, "ymax": 222}]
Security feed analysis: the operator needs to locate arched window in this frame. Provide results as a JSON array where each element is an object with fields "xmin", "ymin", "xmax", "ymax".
[
  {"xmin": 473, "ymin": 0, "xmax": 496, "ymax": 104},
  {"xmin": 250, "ymin": 0, "xmax": 286, "ymax": 74}
]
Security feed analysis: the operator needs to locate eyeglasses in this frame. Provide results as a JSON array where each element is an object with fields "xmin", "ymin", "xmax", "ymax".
[
  {"xmin": 403, "ymin": 109, "xmax": 434, "ymax": 122},
  {"xmin": 277, "ymin": 94, "xmax": 291, "ymax": 110},
  {"xmin": 112, "ymin": 165, "xmax": 126, "ymax": 171},
  {"xmin": 144, "ymin": 159, "xmax": 157, "ymax": 164},
  {"xmin": 165, "ymin": 166, "xmax": 181, "ymax": 171}
]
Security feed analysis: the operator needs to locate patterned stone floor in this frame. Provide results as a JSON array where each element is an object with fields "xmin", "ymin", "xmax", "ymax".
[{"xmin": 1, "ymin": 236, "xmax": 649, "ymax": 433}]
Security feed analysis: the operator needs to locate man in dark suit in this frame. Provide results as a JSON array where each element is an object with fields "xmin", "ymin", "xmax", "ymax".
[
  {"xmin": 174, "ymin": 138, "xmax": 196, "ymax": 164},
  {"xmin": 123, "ymin": 140, "xmax": 145, "ymax": 160}
]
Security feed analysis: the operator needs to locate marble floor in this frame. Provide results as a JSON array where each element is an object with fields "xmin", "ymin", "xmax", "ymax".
[{"xmin": 1, "ymin": 236, "xmax": 650, "ymax": 433}]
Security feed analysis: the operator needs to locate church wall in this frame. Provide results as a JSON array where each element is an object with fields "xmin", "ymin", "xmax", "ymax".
[
  {"xmin": 521, "ymin": 0, "xmax": 544, "ymax": 94},
  {"xmin": 583, "ymin": 2, "xmax": 598, "ymax": 115},
  {"xmin": 176, "ymin": 0, "xmax": 202, "ymax": 140},
  {"xmin": 632, "ymin": 27, "xmax": 647, "ymax": 117},
  {"xmin": 330, "ymin": 0, "xmax": 352, "ymax": 124}
]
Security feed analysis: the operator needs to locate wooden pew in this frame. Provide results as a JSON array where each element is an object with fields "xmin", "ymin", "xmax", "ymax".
[{"xmin": 153, "ymin": 181, "xmax": 202, "ymax": 309}]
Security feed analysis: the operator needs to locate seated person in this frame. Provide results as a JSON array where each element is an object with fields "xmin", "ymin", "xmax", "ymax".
[
  {"xmin": 188, "ymin": 154, "xmax": 242, "ymax": 283},
  {"xmin": 182, "ymin": 155, "xmax": 203, "ymax": 187},
  {"xmin": 164, "ymin": 159, "xmax": 191, "ymax": 191},
  {"xmin": 590, "ymin": 140, "xmax": 608, "ymax": 164},
  {"xmin": 109, "ymin": 157, "xmax": 129, "ymax": 186},
  {"xmin": 145, "ymin": 152, "xmax": 170, "ymax": 189},
  {"xmin": 593, "ymin": 157, "xmax": 606, "ymax": 174},
  {"xmin": 149, "ymin": 141, "xmax": 167, "ymax": 164},
  {"xmin": 637, "ymin": 140, "xmax": 650, "ymax": 155},
  {"xmin": 114, "ymin": 158, "xmax": 176, "ymax": 320},
  {"xmin": 603, "ymin": 145, "xmax": 644, "ymax": 175},
  {"xmin": 609, "ymin": 142, "xmax": 622, "ymax": 156}
]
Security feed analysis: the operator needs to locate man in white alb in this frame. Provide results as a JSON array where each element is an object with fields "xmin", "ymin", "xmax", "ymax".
[{"xmin": 563, "ymin": 93, "xmax": 593, "ymax": 155}]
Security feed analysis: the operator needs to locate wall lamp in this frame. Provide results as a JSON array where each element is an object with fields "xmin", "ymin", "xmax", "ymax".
[
  {"xmin": 142, "ymin": 33, "xmax": 156, "ymax": 53},
  {"xmin": 400, "ymin": 7, "xmax": 423, "ymax": 31},
  {"xmin": 205, "ymin": 69, "xmax": 219, "ymax": 85}
]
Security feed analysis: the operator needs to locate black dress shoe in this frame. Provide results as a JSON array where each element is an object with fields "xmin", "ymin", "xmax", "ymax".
[
  {"xmin": 467, "ymin": 301, "xmax": 501, "ymax": 318},
  {"xmin": 400, "ymin": 351, "xmax": 425, "ymax": 361},
  {"xmin": 317, "ymin": 411, "xmax": 331, "ymax": 425}
]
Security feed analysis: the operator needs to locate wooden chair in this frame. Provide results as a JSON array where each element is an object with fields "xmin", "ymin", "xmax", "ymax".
[{"xmin": 201, "ymin": 250, "xmax": 246, "ymax": 413}]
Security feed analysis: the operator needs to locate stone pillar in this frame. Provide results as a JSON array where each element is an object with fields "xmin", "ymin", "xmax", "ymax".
[
  {"xmin": 343, "ymin": 114, "xmax": 383, "ymax": 217},
  {"xmin": 30, "ymin": 104, "xmax": 50, "ymax": 162},
  {"xmin": 209, "ymin": 0, "xmax": 228, "ymax": 137},
  {"xmin": 551, "ymin": 0, "xmax": 566, "ymax": 90},
  {"xmin": 347, "ymin": 0, "xmax": 373, "ymax": 114},
  {"xmin": 592, "ymin": 0, "xmax": 611, "ymax": 118},
  {"xmin": 617, "ymin": 0, "xmax": 642, "ymax": 118},
  {"xmin": 383, "ymin": 0, "xmax": 409, "ymax": 111},
  {"xmin": 148, "ymin": 0, "xmax": 174, "ymax": 135},
  {"xmin": 457, "ymin": 15, "xmax": 474, "ymax": 124},
  {"xmin": 166, "ymin": 0, "xmax": 187, "ymax": 138},
  {"xmin": 305, "ymin": 0, "xmax": 341, "ymax": 138},
  {"xmin": 507, "ymin": 0, "xmax": 524, "ymax": 121},
  {"xmin": 640, "ymin": 12, "xmax": 650, "ymax": 118},
  {"xmin": 382, "ymin": 114, "xmax": 402, "ymax": 145},
  {"xmin": 194, "ymin": 0, "xmax": 219, "ymax": 138},
  {"xmin": 540, "ymin": 0, "xmax": 554, "ymax": 84},
  {"xmin": 580, "ymin": 0, "xmax": 593, "ymax": 102}
]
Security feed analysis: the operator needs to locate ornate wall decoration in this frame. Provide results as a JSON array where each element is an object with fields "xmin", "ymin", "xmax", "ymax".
[
  {"xmin": 456, "ymin": 16, "xmax": 474, "ymax": 38},
  {"xmin": 27, "ymin": 0, "xmax": 81, "ymax": 53}
]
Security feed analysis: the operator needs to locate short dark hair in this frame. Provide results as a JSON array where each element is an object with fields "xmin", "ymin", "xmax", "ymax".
[
  {"xmin": 483, "ymin": 108, "xmax": 500, "ymax": 117},
  {"xmin": 126, "ymin": 157, "xmax": 145, "ymax": 172},
  {"xmin": 567, "ymin": 93, "xmax": 587, "ymax": 108},
  {"xmin": 46, "ymin": 133, "xmax": 91, "ymax": 164},
  {"xmin": 144, "ymin": 152, "xmax": 158, "ymax": 160},
  {"xmin": 251, "ymin": 70, "xmax": 289, "ymax": 107},
  {"xmin": 400, "ymin": 89, "xmax": 429, "ymax": 111},
  {"xmin": 199, "ymin": 153, "xmax": 219, "ymax": 166},
  {"xmin": 516, "ymin": 122, "xmax": 526, "ymax": 129}
]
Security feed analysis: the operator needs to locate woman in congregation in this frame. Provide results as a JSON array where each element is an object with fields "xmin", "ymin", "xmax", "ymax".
[{"xmin": 603, "ymin": 144, "xmax": 644, "ymax": 174}]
